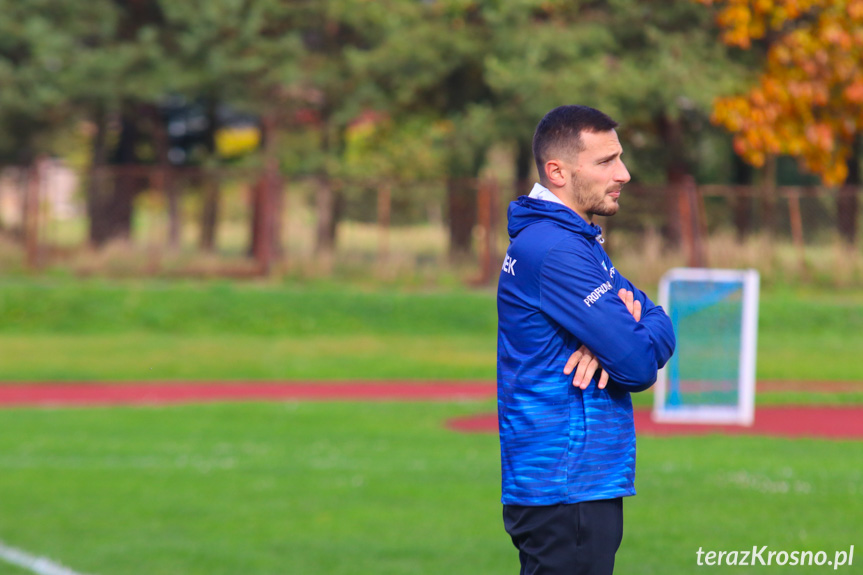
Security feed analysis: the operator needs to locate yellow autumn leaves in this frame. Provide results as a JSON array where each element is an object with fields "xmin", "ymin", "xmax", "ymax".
[{"xmin": 698, "ymin": 0, "xmax": 863, "ymax": 184}]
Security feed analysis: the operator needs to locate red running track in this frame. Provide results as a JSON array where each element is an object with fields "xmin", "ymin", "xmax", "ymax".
[
  {"xmin": 0, "ymin": 381, "xmax": 496, "ymax": 406},
  {"xmin": 2, "ymin": 380, "xmax": 859, "ymax": 407},
  {"xmin": 1, "ymin": 382, "xmax": 861, "ymax": 439}
]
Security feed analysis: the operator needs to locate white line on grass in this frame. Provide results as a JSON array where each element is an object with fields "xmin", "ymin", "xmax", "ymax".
[{"xmin": 0, "ymin": 540, "xmax": 91, "ymax": 575}]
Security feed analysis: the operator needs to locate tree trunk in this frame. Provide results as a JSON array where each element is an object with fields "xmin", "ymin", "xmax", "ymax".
[
  {"xmin": 166, "ymin": 175, "xmax": 181, "ymax": 249},
  {"xmin": 149, "ymin": 105, "xmax": 179, "ymax": 250},
  {"xmin": 760, "ymin": 155, "xmax": 778, "ymax": 238},
  {"xmin": 515, "ymin": 137, "xmax": 535, "ymax": 198},
  {"xmin": 198, "ymin": 100, "xmax": 221, "ymax": 251},
  {"xmin": 247, "ymin": 116, "xmax": 284, "ymax": 271},
  {"xmin": 678, "ymin": 176, "xmax": 707, "ymax": 267},
  {"xmin": 87, "ymin": 108, "xmax": 109, "ymax": 247},
  {"xmin": 268, "ymin": 171, "xmax": 284, "ymax": 258},
  {"xmin": 248, "ymin": 178, "xmax": 264, "ymax": 258},
  {"xmin": 248, "ymin": 173, "xmax": 284, "ymax": 268},
  {"xmin": 473, "ymin": 178, "xmax": 501, "ymax": 285},
  {"xmin": 657, "ymin": 115, "xmax": 687, "ymax": 248},
  {"xmin": 837, "ymin": 138, "xmax": 860, "ymax": 246},
  {"xmin": 837, "ymin": 187, "xmax": 858, "ymax": 246},
  {"xmin": 447, "ymin": 176, "xmax": 477, "ymax": 262},
  {"xmin": 314, "ymin": 181, "xmax": 334, "ymax": 256},
  {"xmin": 24, "ymin": 162, "xmax": 41, "ymax": 269},
  {"xmin": 262, "ymin": 116, "xmax": 283, "ymax": 259},
  {"xmin": 251, "ymin": 176, "xmax": 271, "ymax": 272},
  {"xmin": 200, "ymin": 176, "xmax": 220, "ymax": 252},
  {"xmin": 89, "ymin": 107, "xmax": 145, "ymax": 246},
  {"xmin": 732, "ymin": 153, "xmax": 754, "ymax": 242},
  {"xmin": 102, "ymin": 169, "xmax": 139, "ymax": 245},
  {"xmin": 314, "ymin": 178, "xmax": 343, "ymax": 258},
  {"xmin": 377, "ymin": 184, "xmax": 391, "ymax": 268}
]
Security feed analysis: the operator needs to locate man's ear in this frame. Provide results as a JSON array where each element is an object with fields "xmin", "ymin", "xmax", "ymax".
[{"xmin": 544, "ymin": 159, "xmax": 567, "ymax": 188}]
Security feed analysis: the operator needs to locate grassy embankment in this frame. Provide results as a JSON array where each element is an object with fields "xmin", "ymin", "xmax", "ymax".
[{"xmin": 1, "ymin": 279, "xmax": 862, "ymax": 396}]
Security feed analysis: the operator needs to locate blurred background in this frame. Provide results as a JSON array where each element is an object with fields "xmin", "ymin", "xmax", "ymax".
[
  {"xmin": 1, "ymin": 0, "xmax": 860, "ymax": 287},
  {"xmin": 1, "ymin": 2, "xmax": 862, "ymax": 574}
]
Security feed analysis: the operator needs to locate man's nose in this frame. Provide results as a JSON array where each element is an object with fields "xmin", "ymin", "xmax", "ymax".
[{"xmin": 615, "ymin": 161, "xmax": 631, "ymax": 184}]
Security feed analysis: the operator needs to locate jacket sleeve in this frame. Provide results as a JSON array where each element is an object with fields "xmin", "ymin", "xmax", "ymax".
[
  {"xmin": 613, "ymin": 272, "xmax": 676, "ymax": 372},
  {"xmin": 539, "ymin": 239, "xmax": 673, "ymax": 392}
]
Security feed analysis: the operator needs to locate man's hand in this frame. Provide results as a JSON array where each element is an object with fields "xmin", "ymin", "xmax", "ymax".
[
  {"xmin": 618, "ymin": 288, "xmax": 641, "ymax": 322},
  {"xmin": 564, "ymin": 345, "xmax": 609, "ymax": 390},
  {"xmin": 562, "ymin": 289, "xmax": 643, "ymax": 389}
]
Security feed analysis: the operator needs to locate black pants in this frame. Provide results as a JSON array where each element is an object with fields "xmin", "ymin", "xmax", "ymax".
[{"xmin": 503, "ymin": 498, "xmax": 623, "ymax": 575}]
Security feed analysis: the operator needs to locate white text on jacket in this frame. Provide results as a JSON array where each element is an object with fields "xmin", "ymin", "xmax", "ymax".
[
  {"xmin": 584, "ymin": 281, "xmax": 613, "ymax": 307},
  {"xmin": 502, "ymin": 254, "xmax": 517, "ymax": 276}
]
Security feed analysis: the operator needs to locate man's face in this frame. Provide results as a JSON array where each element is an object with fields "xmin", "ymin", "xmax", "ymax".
[{"xmin": 565, "ymin": 129, "xmax": 631, "ymax": 219}]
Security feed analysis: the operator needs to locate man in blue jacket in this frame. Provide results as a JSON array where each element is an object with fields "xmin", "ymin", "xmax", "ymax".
[{"xmin": 497, "ymin": 105, "xmax": 676, "ymax": 575}]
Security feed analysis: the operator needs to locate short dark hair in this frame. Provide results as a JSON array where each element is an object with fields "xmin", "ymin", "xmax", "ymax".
[{"xmin": 532, "ymin": 105, "xmax": 619, "ymax": 180}]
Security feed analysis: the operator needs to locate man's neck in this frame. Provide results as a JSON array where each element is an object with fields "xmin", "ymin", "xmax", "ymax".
[{"xmin": 531, "ymin": 182, "xmax": 591, "ymax": 222}]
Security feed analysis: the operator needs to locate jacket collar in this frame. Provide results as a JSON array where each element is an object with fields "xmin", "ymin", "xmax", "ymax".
[
  {"xmin": 509, "ymin": 185, "xmax": 605, "ymax": 243},
  {"xmin": 528, "ymin": 182, "xmax": 565, "ymax": 206}
]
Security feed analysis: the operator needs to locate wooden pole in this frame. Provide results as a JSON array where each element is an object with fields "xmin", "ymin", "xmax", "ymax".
[
  {"xmin": 377, "ymin": 183, "xmax": 391, "ymax": 271},
  {"xmin": 24, "ymin": 163, "xmax": 40, "ymax": 270},
  {"xmin": 678, "ymin": 177, "xmax": 707, "ymax": 267},
  {"xmin": 200, "ymin": 175, "xmax": 220, "ymax": 252},
  {"xmin": 787, "ymin": 190, "xmax": 806, "ymax": 274},
  {"xmin": 693, "ymin": 178, "xmax": 708, "ymax": 267},
  {"xmin": 253, "ymin": 174, "xmax": 272, "ymax": 275},
  {"xmin": 146, "ymin": 169, "xmax": 165, "ymax": 275},
  {"xmin": 488, "ymin": 177, "xmax": 500, "ymax": 274},
  {"xmin": 677, "ymin": 180, "xmax": 694, "ymax": 266},
  {"xmin": 166, "ymin": 171, "xmax": 181, "ymax": 249},
  {"xmin": 475, "ymin": 178, "xmax": 492, "ymax": 284},
  {"xmin": 254, "ymin": 115, "xmax": 279, "ymax": 275},
  {"xmin": 282, "ymin": 178, "xmax": 290, "ymax": 271},
  {"xmin": 762, "ymin": 156, "xmax": 778, "ymax": 238}
]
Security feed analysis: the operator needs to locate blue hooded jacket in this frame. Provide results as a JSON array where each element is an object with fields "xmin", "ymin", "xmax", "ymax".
[{"xmin": 497, "ymin": 195, "xmax": 676, "ymax": 506}]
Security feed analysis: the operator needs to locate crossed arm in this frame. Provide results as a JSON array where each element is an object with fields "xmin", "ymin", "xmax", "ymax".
[
  {"xmin": 539, "ymin": 241, "xmax": 675, "ymax": 390},
  {"xmin": 564, "ymin": 288, "xmax": 641, "ymax": 390}
]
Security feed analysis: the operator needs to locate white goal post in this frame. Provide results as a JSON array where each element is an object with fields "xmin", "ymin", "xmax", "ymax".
[{"xmin": 652, "ymin": 267, "xmax": 760, "ymax": 426}]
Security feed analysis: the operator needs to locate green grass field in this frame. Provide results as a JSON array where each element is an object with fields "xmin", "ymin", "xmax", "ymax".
[
  {"xmin": 0, "ymin": 401, "xmax": 860, "ymax": 575},
  {"xmin": 0, "ymin": 279, "xmax": 861, "ymax": 574},
  {"xmin": 2, "ymin": 278, "xmax": 863, "ymax": 383}
]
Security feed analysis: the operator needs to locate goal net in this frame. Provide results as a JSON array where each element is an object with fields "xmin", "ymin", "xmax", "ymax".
[{"xmin": 653, "ymin": 268, "xmax": 760, "ymax": 426}]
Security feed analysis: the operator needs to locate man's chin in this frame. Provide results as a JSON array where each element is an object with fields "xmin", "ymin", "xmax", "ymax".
[{"xmin": 590, "ymin": 201, "xmax": 619, "ymax": 218}]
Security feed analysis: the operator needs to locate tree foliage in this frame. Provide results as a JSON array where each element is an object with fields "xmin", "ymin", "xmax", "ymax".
[
  {"xmin": 0, "ymin": 0, "xmax": 141, "ymax": 161},
  {"xmin": 700, "ymin": 0, "xmax": 863, "ymax": 184},
  {"xmin": 0, "ymin": 0, "xmax": 759, "ymax": 254},
  {"xmin": 470, "ymin": 1, "xmax": 747, "ymax": 183},
  {"xmin": 349, "ymin": 0, "xmax": 497, "ymax": 177}
]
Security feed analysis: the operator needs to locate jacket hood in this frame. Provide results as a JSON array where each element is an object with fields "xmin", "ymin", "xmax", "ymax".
[{"xmin": 507, "ymin": 196, "xmax": 604, "ymax": 242}]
